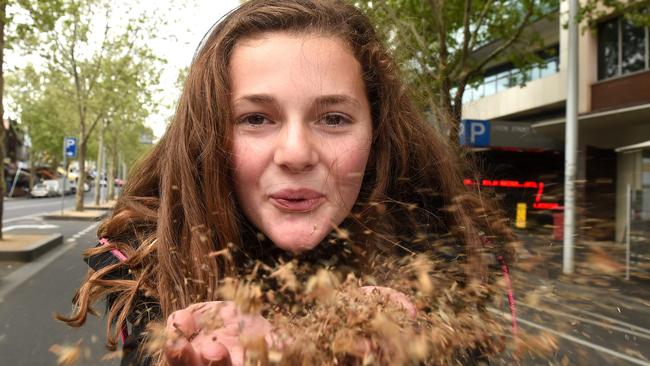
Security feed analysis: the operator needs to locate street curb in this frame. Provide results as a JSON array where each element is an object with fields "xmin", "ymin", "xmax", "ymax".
[
  {"xmin": 0, "ymin": 234, "xmax": 64, "ymax": 262},
  {"xmin": 84, "ymin": 206, "xmax": 114, "ymax": 211},
  {"xmin": 42, "ymin": 211, "xmax": 108, "ymax": 221}
]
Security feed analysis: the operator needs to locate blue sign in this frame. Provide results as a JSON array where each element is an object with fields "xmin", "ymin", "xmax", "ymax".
[
  {"xmin": 64, "ymin": 137, "xmax": 78, "ymax": 158},
  {"xmin": 460, "ymin": 119, "xmax": 490, "ymax": 147}
]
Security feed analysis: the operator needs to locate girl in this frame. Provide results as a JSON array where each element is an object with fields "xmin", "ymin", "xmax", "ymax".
[{"xmin": 60, "ymin": 0, "xmax": 516, "ymax": 365}]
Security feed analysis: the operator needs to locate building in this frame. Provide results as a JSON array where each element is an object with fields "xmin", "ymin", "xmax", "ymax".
[{"xmin": 461, "ymin": 1, "xmax": 650, "ymax": 242}]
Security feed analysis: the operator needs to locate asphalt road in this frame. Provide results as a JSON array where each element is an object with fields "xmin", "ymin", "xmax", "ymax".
[
  {"xmin": 3, "ymin": 193, "xmax": 83, "ymax": 222},
  {"xmin": 0, "ymin": 193, "xmax": 118, "ymax": 366}
]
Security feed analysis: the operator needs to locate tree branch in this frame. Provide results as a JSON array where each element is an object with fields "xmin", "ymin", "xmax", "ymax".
[
  {"xmin": 462, "ymin": 2, "xmax": 535, "ymax": 83},
  {"xmin": 458, "ymin": 0, "xmax": 472, "ymax": 74}
]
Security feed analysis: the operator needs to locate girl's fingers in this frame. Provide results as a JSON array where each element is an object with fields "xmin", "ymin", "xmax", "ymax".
[
  {"xmin": 164, "ymin": 309, "xmax": 202, "ymax": 365},
  {"xmin": 167, "ymin": 308, "xmax": 198, "ymax": 340},
  {"xmin": 199, "ymin": 342, "xmax": 232, "ymax": 366},
  {"xmin": 164, "ymin": 336, "xmax": 204, "ymax": 366}
]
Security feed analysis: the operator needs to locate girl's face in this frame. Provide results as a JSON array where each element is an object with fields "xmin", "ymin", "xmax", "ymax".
[{"xmin": 230, "ymin": 33, "xmax": 373, "ymax": 253}]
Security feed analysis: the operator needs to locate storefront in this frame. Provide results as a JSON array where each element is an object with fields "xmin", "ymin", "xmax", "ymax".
[{"xmin": 616, "ymin": 142, "xmax": 650, "ymax": 246}]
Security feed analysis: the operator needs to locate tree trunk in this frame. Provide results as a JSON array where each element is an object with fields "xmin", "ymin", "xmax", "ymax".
[
  {"xmin": 75, "ymin": 133, "xmax": 86, "ymax": 211},
  {"xmin": 107, "ymin": 147, "xmax": 115, "ymax": 202},
  {"xmin": 94, "ymin": 127, "xmax": 103, "ymax": 206},
  {"xmin": 28, "ymin": 148, "xmax": 35, "ymax": 191},
  {"xmin": 0, "ymin": 0, "xmax": 7, "ymax": 240}
]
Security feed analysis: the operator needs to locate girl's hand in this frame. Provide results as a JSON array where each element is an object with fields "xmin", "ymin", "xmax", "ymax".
[
  {"xmin": 163, "ymin": 301, "xmax": 272, "ymax": 366},
  {"xmin": 360, "ymin": 286, "xmax": 417, "ymax": 319}
]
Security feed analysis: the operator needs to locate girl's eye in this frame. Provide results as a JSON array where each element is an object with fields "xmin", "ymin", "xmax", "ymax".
[
  {"xmin": 239, "ymin": 114, "xmax": 271, "ymax": 126},
  {"xmin": 321, "ymin": 113, "xmax": 350, "ymax": 127}
]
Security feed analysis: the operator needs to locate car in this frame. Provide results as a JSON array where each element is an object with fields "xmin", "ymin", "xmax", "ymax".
[
  {"xmin": 42, "ymin": 179, "xmax": 63, "ymax": 196},
  {"xmin": 69, "ymin": 180, "xmax": 91, "ymax": 193},
  {"xmin": 30, "ymin": 183, "xmax": 51, "ymax": 198}
]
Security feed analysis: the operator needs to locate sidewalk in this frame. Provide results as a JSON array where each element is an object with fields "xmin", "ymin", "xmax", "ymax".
[{"xmin": 515, "ymin": 229, "xmax": 650, "ymax": 301}]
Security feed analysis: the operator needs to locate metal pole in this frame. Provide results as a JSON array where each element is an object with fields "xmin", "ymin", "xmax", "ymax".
[
  {"xmin": 60, "ymin": 139, "xmax": 67, "ymax": 216},
  {"xmin": 8, "ymin": 167, "xmax": 20, "ymax": 198},
  {"xmin": 563, "ymin": 0, "xmax": 579, "ymax": 274},
  {"xmin": 625, "ymin": 183, "xmax": 631, "ymax": 280}
]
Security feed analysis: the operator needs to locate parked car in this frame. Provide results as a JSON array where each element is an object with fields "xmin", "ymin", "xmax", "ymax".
[
  {"xmin": 30, "ymin": 183, "xmax": 51, "ymax": 198},
  {"xmin": 69, "ymin": 180, "xmax": 90, "ymax": 193},
  {"xmin": 42, "ymin": 179, "xmax": 62, "ymax": 196}
]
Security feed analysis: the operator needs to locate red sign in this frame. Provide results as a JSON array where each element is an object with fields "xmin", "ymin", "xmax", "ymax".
[{"xmin": 463, "ymin": 179, "xmax": 561, "ymax": 210}]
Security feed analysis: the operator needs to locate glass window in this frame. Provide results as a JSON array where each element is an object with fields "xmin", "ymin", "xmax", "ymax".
[
  {"xmin": 598, "ymin": 19, "xmax": 619, "ymax": 79},
  {"xmin": 496, "ymin": 73, "xmax": 510, "ymax": 92},
  {"xmin": 621, "ymin": 18, "xmax": 646, "ymax": 74},
  {"xmin": 483, "ymin": 75, "xmax": 497, "ymax": 96},
  {"xmin": 540, "ymin": 58, "xmax": 558, "ymax": 78}
]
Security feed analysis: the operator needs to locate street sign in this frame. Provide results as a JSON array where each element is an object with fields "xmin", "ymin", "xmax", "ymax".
[
  {"xmin": 64, "ymin": 137, "xmax": 78, "ymax": 158},
  {"xmin": 460, "ymin": 119, "xmax": 490, "ymax": 147}
]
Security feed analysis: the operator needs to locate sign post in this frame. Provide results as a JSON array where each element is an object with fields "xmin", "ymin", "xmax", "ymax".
[
  {"xmin": 61, "ymin": 137, "xmax": 78, "ymax": 215},
  {"xmin": 515, "ymin": 203, "xmax": 527, "ymax": 229}
]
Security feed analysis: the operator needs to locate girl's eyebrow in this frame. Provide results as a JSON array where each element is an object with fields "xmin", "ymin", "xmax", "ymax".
[
  {"xmin": 233, "ymin": 94, "xmax": 277, "ymax": 106},
  {"xmin": 314, "ymin": 94, "xmax": 361, "ymax": 109},
  {"xmin": 233, "ymin": 94, "xmax": 362, "ymax": 109}
]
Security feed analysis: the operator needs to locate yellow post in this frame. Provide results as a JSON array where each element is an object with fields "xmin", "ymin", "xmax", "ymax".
[{"xmin": 516, "ymin": 203, "xmax": 527, "ymax": 229}]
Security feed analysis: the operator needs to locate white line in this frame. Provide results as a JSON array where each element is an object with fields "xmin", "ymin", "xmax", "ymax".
[
  {"xmin": 3, "ymin": 213, "xmax": 42, "ymax": 224},
  {"xmin": 518, "ymin": 302, "xmax": 650, "ymax": 340},
  {"xmin": 2, "ymin": 224, "xmax": 59, "ymax": 233},
  {"xmin": 488, "ymin": 308, "xmax": 650, "ymax": 366},
  {"xmin": 550, "ymin": 302, "xmax": 650, "ymax": 337}
]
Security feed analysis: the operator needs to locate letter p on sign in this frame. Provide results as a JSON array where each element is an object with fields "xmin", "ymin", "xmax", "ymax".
[{"xmin": 460, "ymin": 120, "xmax": 490, "ymax": 147}]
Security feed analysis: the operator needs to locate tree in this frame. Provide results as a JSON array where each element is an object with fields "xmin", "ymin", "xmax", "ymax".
[
  {"xmin": 355, "ymin": 0, "xmax": 558, "ymax": 130},
  {"xmin": 6, "ymin": 65, "xmax": 77, "ymax": 189},
  {"xmin": 580, "ymin": 0, "xmax": 650, "ymax": 28},
  {"xmin": 0, "ymin": 0, "xmax": 63, "ymax": 239},
  {"xmin": 92, "ymin": 52, "xmax": 160, "ymax": 205},
  {"xmin": 36, "ymin": 0, "xmax": 163, "ymax": 211}
]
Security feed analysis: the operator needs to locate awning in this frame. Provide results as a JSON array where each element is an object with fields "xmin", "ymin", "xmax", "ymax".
[
  {"xmin": 615, "ymin": 140, "xmax": 650, "ymax": 153},
  {"xmin": 531, "ymin": 103, "xmax": 650, "ymax": 149}
]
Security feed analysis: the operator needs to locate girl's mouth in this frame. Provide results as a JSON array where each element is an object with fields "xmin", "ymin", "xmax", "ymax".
[{"xmin": 269, "ymin": 189, "xmax": 325, "ymax": 212}]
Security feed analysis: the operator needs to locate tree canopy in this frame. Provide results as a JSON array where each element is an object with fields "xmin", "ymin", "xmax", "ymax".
[{"xmin": 355, "ymin": 0, "xmax": 559, "ymax": 128}]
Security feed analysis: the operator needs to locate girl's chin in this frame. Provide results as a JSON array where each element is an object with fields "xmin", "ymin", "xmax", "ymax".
[{"xmin": 267, "ymin": 229, "xmax": 327, "ymax": 254}]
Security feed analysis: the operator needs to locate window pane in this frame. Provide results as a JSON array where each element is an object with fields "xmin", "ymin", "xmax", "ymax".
[
  {"xmin": 598, "ymin": 19, "xmax": 619, "ymax": 79},
  {"xmin": 496, "ymin": 74, "xmax": 510, "ymax": 92},
  {"xmin": 483, "ymin": 75, "xmax": 496, "ymax": 96},
  {"xmin": 621, "ymin": 18, "xmax": 646, "ymax": 74},
  {"xmin": 540, "ymin": 58, "xmax": 559, "ymax": 78}
]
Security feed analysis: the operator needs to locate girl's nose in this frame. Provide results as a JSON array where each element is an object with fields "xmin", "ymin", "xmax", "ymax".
[{"xmin": 273, "ymin": 121, "xmax": 319, "ymax": 172}]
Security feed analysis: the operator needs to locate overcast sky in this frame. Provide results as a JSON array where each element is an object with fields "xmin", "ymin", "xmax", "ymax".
[{"xmin": 149, "ymin": 0, "xmax": 240, "ymax": 138}]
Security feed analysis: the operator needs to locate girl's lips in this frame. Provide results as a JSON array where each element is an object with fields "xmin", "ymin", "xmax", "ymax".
[
  {"xmin": 269, "ymin": 189, "xmax": 325, "ymax": 212},
  {"xmin": 270, "ymin": 197, "xmax": 325, "ymax": 212}
]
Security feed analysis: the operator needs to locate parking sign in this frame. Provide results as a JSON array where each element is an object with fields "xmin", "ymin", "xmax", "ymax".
[
  {"xmin": 65, "ymin": 137, "xmax": 78, "ymax": 158},
  {"xmin": 459, "ymin": 119, "xmax": 490, "ymax": 147}
]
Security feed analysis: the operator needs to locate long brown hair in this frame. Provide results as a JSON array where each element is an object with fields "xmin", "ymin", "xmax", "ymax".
[{"xmin": 59, "ymin": 0, "xmax": 515, "ymax": 351}]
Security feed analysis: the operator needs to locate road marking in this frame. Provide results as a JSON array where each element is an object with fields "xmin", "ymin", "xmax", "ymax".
[
  {"xmin": 488, "ymin": 308, "xmax": 650, "ymax": 366},
  {"xmin": 2, "ymin": 213, "xmax": 43, "ymax": 224},
  {"xmin": 0, "ymin": 221, "xmax": 101, "ymax": 303},
  {"xmin": 2, "ymin": 224, "xmax": 59, "ymax": 232},
  {"xmin": 553, "ymin": 301, "xmax": 650, "ymax": 335},
  {"xmin": 518, "ymin": 302, "xmax": 650, "ymax": 340}
]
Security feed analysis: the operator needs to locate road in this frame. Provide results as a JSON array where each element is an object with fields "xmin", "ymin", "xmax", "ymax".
[
  {"xmin": 0, "ymin": 193, "xmax": 119, "ymax": 366},
  {"xmin": 0, "ymin": 196, "xmax": 649, "ymax": 365}
]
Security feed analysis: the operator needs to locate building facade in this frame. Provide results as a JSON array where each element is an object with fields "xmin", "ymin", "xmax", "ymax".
[{"xmin": 461, "ymin": 0, "xmax": 650, "ymax": 242}]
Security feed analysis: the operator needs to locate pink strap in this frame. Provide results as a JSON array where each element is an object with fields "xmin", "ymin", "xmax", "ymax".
[
  {"xmin": 99, "ymin": 238, "xmax": 129, "ymax": 343},
  {"xmin": 497, "ymin": 255, "xmax": 518, "ymax": 336}
]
